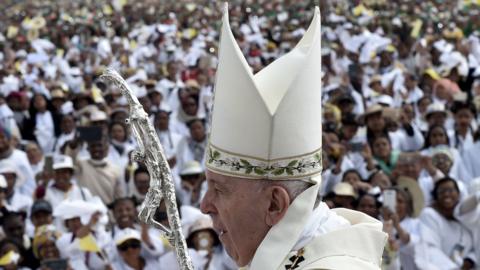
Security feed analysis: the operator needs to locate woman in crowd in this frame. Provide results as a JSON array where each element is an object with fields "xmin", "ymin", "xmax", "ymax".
[
  {"xmin": 448, "ymin": 101, "xmax": 476, "ymax": 155},
  {"xmin": 32, "ymin": 225, "xmax": 74, "ymax": 270},
  {"xmin": 355, "ymin": 193, "xmax": 381, "ymax": 219},
  {"xmin": 108, "ymin": 121, "xmax": 136, "ymax": 173},
  {"xmin": 370, "ymin": 134, "xmax": 400, "ymax": 176},
  {"xmin": 111, "ymin": 228, "xmax": 162, "ymax": 270},
  {"xmin": 418, "ymin": 177, "xmax": 476, "ymax": 269},
  {"xmin": 53, "ymin": 114, "xmax": 76, "ymax": 155},
  {"xmin": 422, "ymin": 124, "xmax": 472, "ymax": 185},
  {"xmin": 23, "ymin": 94, "xmax": 58, "ymax": 154},
  {"xmin": 108, "ymin": 198, "xmax": 166, "ymax": 262},
  {"xmin": 382, "ymin": 182, "xmax": 424, "ymax": 270},
  {"xmin": 342, "ymin": 169, "xmax": 372, "ymax": 194}
]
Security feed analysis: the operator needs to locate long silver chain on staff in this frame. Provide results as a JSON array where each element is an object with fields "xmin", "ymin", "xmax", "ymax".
[{"xmin": 101, "ymin": 68, "xmax": 193, "ymax": 270}]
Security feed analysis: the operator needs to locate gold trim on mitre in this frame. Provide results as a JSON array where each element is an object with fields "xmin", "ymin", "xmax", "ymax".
[
  {"xmin": 207, "ymin": 4, "xmax": 322, "ymax": 181},
  {"xmin": 206, "ymin": 143, "xmax": 322, "ymax": 181}
]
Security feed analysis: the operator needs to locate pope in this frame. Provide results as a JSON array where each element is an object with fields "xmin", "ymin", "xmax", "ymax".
[{"xmin": 200, "ymin": 4, "xmax": 387, "ymax": 270}]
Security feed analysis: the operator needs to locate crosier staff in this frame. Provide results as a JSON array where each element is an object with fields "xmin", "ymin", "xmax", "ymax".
[{"xmin": 101, "ymin": 68, "xmax": 193, "ymax": 270}]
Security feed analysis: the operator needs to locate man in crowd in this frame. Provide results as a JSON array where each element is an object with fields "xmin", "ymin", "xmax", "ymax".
[{"xmin": 200, "ymin": 5, "xmax": 386, "ymax": 269}]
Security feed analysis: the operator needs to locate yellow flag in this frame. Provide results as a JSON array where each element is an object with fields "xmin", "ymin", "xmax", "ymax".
[
  {"xmin": 160, "ymin": 235, "xmax": 171, "ymax": 248},
  {"xmin": 103, "ymin": 5, "xmax": 113, "ymax": 15},
  {"xmin": 353, "ymin": 4, "xmax": 366, "ymax": 16},
  {"xmin": 130, "ymin": 40, "xmax": 137, "ymax": 50},
  {"xmin": 411, "ymin": 19, "xmax": 423, "ymax": 38},
  {"xmin": 78, "ymin": 234, "xmax": 100, "ymax": 252},
  {"xmin": 56, "ymin": 49, "xmax": 64, "ymax": 57},
  {"xmin": 91, "ymin": 85, "xmax": 105, "ymax": 104},
  {"xmin": 0, "ymin": 250, "xmax": 20, "ymax": 266},
  {"xmin": 7, "ymin": 26, "xmax": 18, "ymax": 39}
]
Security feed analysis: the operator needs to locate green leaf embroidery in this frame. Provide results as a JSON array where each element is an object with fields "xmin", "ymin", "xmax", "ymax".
[
  {"xmin": 240, "ymin": 159, "xmax": 251, "ymax": 166},
  {"xmin": 245, "ymin": 168, "xmax": 253, "ymax": 174},
  {"xmin": 272, "ymin": 168, "xmax": 285, "ymax": 176},
  {"xmin": 213, "ymin": 151, "xmax": 221, "ymax": 159},
  {"xmin": 314, "ymin": 153, "xmax": 321, "ymax": 161},
  {"xmin": 286, "ymin": 168, "xmax": 294, "ymax": 175},
  {"xmin": 287, "ymin": 160, "xmax": 298, "ymax": 167},
  {"xmin": 254, "ymin": 168, "xmax": 267, "ymax": 175}
]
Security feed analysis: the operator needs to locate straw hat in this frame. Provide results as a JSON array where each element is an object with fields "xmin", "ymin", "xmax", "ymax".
[{"xmin": 396, "ymin": 176, "xmax": 425, "ymax": 217}]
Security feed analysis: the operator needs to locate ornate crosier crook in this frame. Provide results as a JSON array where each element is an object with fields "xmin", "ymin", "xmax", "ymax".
[{"xmin": 101, "ymin": 68, "xmax": 193, "ymax": 270}]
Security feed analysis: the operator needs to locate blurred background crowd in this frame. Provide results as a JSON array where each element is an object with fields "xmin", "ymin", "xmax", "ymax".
[{"xmin": 0, "ymin": 0, "xmax": 480, "ymax": 269}]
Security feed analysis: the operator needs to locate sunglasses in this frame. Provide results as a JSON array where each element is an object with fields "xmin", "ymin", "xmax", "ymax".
[{"xmin": 117, "ymin": 240, "xmax": 141, "ymax": 251}]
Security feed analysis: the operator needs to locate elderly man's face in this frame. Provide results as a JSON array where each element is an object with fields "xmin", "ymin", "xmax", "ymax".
[{"xmin": 200, "ymin": 170, "xmax": 271, "ymax": 266}]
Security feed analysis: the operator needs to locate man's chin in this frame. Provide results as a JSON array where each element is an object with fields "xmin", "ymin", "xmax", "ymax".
[{"xmin": 221, "ymin": 235, "xmax": 241, "ymax": 266}]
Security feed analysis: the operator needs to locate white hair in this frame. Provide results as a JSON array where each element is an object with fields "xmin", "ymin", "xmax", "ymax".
[{"xmin": 257, "ymin": 178, "xmax": 321, "ymax": 207}]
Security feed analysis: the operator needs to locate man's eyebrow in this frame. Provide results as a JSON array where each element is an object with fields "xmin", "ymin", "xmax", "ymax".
[{"xmin": 208, "ymin": 177, "xmax": 230, "ymax": 189}]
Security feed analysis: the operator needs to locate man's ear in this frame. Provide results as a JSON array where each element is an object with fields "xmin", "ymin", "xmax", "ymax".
[{"xmin": 264, "ymin": 186, "xmax": 291, "ymax": 227}]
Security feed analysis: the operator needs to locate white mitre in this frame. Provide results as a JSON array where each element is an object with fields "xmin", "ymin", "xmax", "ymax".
[{"xmin": 207, "ymin": 3, "xmax": 322, "ymax": 181}]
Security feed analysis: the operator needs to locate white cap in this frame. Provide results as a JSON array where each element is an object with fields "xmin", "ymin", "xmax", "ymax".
[
  {"xmin": 53, "ymin": 155, "xmax": 74, "ymax": 170},
  {"xmin": 180, "ymin": 161, "xmax": 204, "ymax": 176},
  {"xmin": 114, "ymin": 228, "xmax": 141, "ymax": 245},
  {"xmin": 206, "ymin": 4, "xmax": 322, "ymax": 182},
  {"xmin": 425, "ymin": 103, "xmax": 447, "ymax": 117}
]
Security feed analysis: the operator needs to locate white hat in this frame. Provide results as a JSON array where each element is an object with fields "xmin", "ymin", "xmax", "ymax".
[
  {"xmin": 53, "ymin": 198, "xmax": 108, "ymax": 225},
  {"xmin": 68, "ymin": 67, "xmax": 82, "ymax": 76},
  {"xmin": 53, "ymin": 155, "xmax": 74, "ymax": 170},
  {"xmin": 0, "ymin": 160, "xmax": 26, "ymax": 188},
  {"xmin": 180, "ymin": 161, "xmax": 204, "ymax": 176},
  {"xmin": 333, "ymin": 182, "xmax": 357, "ymax": 199},
  {"xmin": 0, "ymin": 175, "xmax": 7, "ymax": 189},
  {"xmin": 114, "ymin": 228, "xmax": 141, "ymax": 245},
  {"xmin": 90, "ymin": 110, "xmax": 108, "ymax": 122},
  {"xmin": 206, "ymin": 4, "xmax": 322, "ymax": 182},
  {"xmin": 425, "ymin": 103, "xmax": 447, "ymax": 117}
]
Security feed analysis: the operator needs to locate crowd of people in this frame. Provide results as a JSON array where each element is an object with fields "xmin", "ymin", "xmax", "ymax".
[{"xmin": 0, "ymin": 0, "xmax": 480, "ymax": 269}]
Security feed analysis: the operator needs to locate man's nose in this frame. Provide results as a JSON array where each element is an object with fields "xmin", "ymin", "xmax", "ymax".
[{"xmin": 200, "ymin": 189, "xmax": 215, "ymax": 215}]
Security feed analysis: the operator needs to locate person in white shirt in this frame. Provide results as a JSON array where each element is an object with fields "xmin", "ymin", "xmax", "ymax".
[
  {"xmin": 107, "ymin": 197, "xmax": 166, "ymax": 262},
  {"xmin": 185, "ymin": 213, "xmax": 236, "ymax": 270},
  {"xmin": 419, "ymin": 177, "xmax": 476, "ymax": 270},
  {"xmin": 454, "ymin": 185, "xmax": 480, "ymax": 264},
  {"xmin": 422, "ymin": 125, "xmax": 472, "ymax": 186},
  {"xmin": 111, "ymin": 228, "xmax": 162, "ymax": 270},
  {"xmin": 53, "ymin": 114, "xmax": 76, "ymax": 155},
  {"xmin": 154, "ymin": 109, "xmax": 183, "ymax": 167},
  {"xmin": 448, "ymin": 101, "xmax": 476, "ymax": 155},
  {"xmin": 391, "ymin": 153, "xmax": 445, "ymax": 206},
  {"xmin": 24, "ymin": 141, "xmax": 44, "ymax": 178},
  {"xmin": 0, "ymin": 127, "xmax": 36, "ymax": 196},
  {"xmin": 363, "ymin": 104, "xmax": 424, "ymax": 152},
  {"xmin": 44, "ymin": 155, "xmax": 94, "ymax": 208},
  {"xmin": 178, "ymin": 161, "xmax": 207, "ymax": 208},
  {"xmin": 29, "ymin": 93, "xmax": 56, "ymax": 154},
  {"xmin": 176, "ymin": 119, "xmax": 207, "ymax": 176},
  {"xmin": 462, "ymin": 132, "xmax": 480, "ymax": 179},
  {"xmin": 53, "ymin": 200, "xmax": 111, "ymax": 270},
  {"xmin": 0, "ymin": 161, "xmax": 33, "ymax": 214},
  {"xmin": 381, "ymin": 183, "xmax": 425, "ymax": 270},
  {"xmin": 108, "ymin": 121, "xmax": 136, "ymax": 172},
  {"xmin": 29, "ymin": 200, "xmax": 54, "ymax": 238}
]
